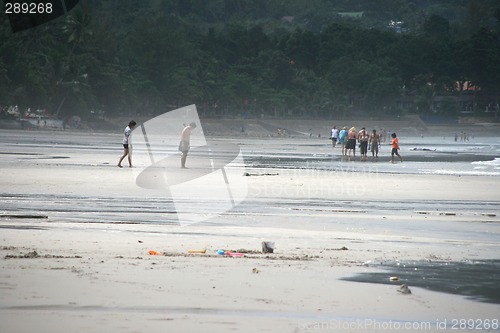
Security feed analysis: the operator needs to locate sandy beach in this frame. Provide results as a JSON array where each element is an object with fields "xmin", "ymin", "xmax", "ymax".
[{"xmin": 1, "ymin": 127, "xmax": 500, "ymax": 332}]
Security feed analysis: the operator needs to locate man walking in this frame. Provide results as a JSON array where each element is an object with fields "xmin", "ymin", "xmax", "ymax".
[
  {"xmin": 118, "ymin": 120, "xmax": 136, "ymax": 168},
  {"xmin": 390, "ymin": 132, "xmax": 403, "ymax": 163}
]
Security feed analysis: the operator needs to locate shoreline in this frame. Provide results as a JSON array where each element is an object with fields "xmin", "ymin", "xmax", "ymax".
[{"xmin": 1, "ymin": 117, "xmax": 500, "ymax": 138}]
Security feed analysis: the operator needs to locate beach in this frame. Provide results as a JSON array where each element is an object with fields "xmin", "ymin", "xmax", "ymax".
[{"xmin": 1, "ymin": 126, "xmax": 500, "ymax": 332}]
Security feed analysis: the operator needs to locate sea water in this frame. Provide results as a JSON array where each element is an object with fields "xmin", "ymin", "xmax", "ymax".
[{"xmin": 244, "ymin": 136, "xmax": 500, "ymax": 176}]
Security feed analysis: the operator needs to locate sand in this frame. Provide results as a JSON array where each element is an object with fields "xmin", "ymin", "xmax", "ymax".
[{"xmin": 1, "ymin": 128, "xmax": 500, "ymax": 333}]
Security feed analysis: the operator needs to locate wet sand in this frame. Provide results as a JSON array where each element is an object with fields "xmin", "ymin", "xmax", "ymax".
[{"xmin": 1, "ymin": 129, "xmax": 500, "ymax": 332}]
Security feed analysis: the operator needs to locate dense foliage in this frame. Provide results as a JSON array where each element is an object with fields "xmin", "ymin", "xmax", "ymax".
[{"xmin": 1, "ymin": 0, "xmax": 499, "ymax": 119}]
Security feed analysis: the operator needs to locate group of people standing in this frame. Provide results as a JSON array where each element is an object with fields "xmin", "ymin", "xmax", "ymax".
[{"xmin": 330, "ymin": 126, "xmax": 402, "ymax": 163}]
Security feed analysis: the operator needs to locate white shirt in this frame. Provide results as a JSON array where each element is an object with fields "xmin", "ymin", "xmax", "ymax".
[{"xmin": 122, "ymin": 126, "xmax": 132, "ymax": 145}]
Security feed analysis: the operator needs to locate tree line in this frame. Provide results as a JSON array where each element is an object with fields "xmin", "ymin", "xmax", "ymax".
[{"xmin": 0, "ymin": 0, "xmax": 499, "ymax": 120}]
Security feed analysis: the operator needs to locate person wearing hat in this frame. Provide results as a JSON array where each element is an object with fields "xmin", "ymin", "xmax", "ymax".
[{"xmin": 179, "ymin": 122, "xmax": 197, "ymax": 168}]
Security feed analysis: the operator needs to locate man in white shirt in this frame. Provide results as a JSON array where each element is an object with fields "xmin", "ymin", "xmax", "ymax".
[
  {"xmin": 330, "ymin": 126, "xmax": 339, "ymax": 147},
  {"xmin": 118, "ymin": 120, "xmax": 136, "ymax": 168}
]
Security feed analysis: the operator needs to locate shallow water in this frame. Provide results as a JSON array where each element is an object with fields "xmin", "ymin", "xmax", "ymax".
[
  {"xmin": 343, "ymin": 259, "xmax": 500, "ymax": 304},
  {"xmin": 243, "ymin": 136, "xmax": 500, "ymax": 176}
]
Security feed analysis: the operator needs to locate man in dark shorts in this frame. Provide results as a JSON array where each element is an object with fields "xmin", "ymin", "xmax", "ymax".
[
  {"xmin": 118, "ymin": 120, "xmax": 136, "ymax": 168},
  {"xmin": 179, "ymin": 122, "xmax": 197, "ymax": 168},
  {"xmin": 369, "ymin": 129, "xmax": 380, "ymax": 160},
  {"xmin": 357, "ymin": 127, "xmax": 369, "ymax": 161},
  {"xmin": 330, "ymin": 126, "xmax": 339, "ymax": 147}
]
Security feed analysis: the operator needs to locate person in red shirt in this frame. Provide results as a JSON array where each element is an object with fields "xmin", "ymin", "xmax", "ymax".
[{"xmin": 391, "ymin": 132, "xmax": 403, "ymax": 163}]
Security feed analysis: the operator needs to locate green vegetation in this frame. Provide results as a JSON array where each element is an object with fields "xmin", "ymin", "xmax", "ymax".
[{"xmin": 0, "ymin": 0, "xmax": 499, "ymax": 119}]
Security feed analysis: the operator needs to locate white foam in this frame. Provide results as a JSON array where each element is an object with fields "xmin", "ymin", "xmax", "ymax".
[
  {"xmin": 471, "ymin": 157, "xmax": 500, "ymax": 166},
  {"xmin": 433, "ymin": 169, "xmax": 500, "ymax": 176}
]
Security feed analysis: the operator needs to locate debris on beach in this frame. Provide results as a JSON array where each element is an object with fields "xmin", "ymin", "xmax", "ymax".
[
  {"xmin": 268, "ymin": 254, "xmax": 313, "ymax": 261},
  {"xmin": 262, "ymin": 241, "xmax": 275, "ymax": 253},
  {"xmin": 216, "ymin": 249, "xmax": 245, "ymax": 257},
  {"xmin": 243, "ymin": 172, "xmax": 279, "ymax": 177},
  {"xmin": 226, "ymin": 251, "xmax": 245, "ymax": 257},
  {"xmin": 409, "ymin": 147, "xmax": 436, "ymax": 151},
  {"xmin": 397, "ymin": 284, "xmax": 412, "ymax": 294},
  {"xmin": 416, "ymin": 211, "xmax": 459, "ymax": 216},
  {"xmin": 144, "ymin": 249, "xmax": 313, "ymax": 261},
  {"xmin": 188, "ymin": 249, "xmax": 207, "ymax": 254},
  {"xmin": 5, "ymin": 250, "xmax": 82, "ymax": 259},
  {"xmin": 235, "ymin": 249, "xmax": 261, "ymax": 254},
  {"xmin": 325, "ymin": 246, "xmax": 349, "ymax": 251},
  {"xmin": 389, "ymin": 276, "xmax": 400, "ymax": 281},
  {"xmin": 252, "ymin": 267, "xmax": 260, "ymax": 274},
  {"xmin": 15, "ymin": 250, "xmax": 39, "ymax": 258}
]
